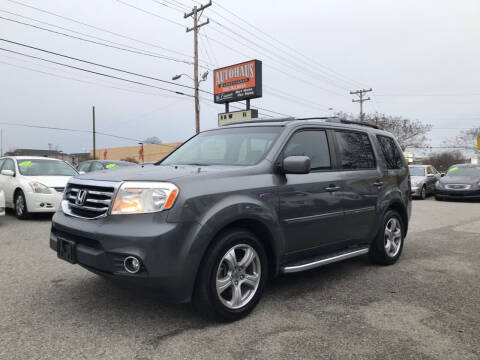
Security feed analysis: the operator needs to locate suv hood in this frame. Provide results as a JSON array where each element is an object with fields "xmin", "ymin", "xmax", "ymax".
[
  {"xmin": 439, "ymin": 176, "xmax": 480, "ymax": 185},
  {"xmin": 75, "ymin": 164, "xmax": 240, "ymax": 182}
]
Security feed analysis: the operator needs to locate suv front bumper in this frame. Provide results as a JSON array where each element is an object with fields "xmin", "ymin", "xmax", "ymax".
[{"xmin": 50, "ymin": 211, "xmax": 203, "ymax": 303}]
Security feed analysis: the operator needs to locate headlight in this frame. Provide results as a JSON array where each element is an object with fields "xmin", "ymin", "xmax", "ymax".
[
  {"xmin": 435, "ymin": 181, "xmax": 444, "ymax": 189},
  {"xmin": 111, "ymin": 182, "xmax": 179, "ymax": 215},
  {"xmin": 29, "ymin": 181, "xmax": 51, "ymax": 194}
]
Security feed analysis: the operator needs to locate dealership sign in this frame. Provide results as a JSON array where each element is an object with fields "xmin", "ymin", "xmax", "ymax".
[{"xmin": 213, "ymin": 60, "xmax": 262, "ymax": 104}]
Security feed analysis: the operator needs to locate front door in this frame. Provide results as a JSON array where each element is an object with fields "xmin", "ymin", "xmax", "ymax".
[
  {"xmin": 277, "ymin": 129, "xmax": 344, "ymax": 259},
  {"xmin": 0, "ymin": 159, "xmax": 17, "ymax": 206}
]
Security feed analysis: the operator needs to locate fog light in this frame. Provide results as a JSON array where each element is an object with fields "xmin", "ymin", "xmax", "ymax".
[{"xmin": 124, "ymin": 256, "xmax": 141, "ymax": 274}]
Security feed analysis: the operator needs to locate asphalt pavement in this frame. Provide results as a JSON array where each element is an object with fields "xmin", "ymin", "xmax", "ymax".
[{"xmin": 0, "ymin": 198, "xmax": 479, "ymax": 360}]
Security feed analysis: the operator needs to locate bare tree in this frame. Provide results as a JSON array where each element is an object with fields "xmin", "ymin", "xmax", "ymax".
[
  {"xmin": 335, "ymin": 112, "xmax": 432, "ymax": 150},
  {"xmin": 422, "ymin": 151, "xmax": 466, "ymax": 172},
  {"xmin": 143, "ymin": 136, "xmax": 162, "ymax": 144},
  {"xmin": 444, "ymin": 126, "xmax": 480, "ymax": 150}
]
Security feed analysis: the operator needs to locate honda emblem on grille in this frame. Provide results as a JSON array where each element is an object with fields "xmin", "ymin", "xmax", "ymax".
[{"xmin": 75, "ymin": 189, "xmax": 87, "ymax": 205}]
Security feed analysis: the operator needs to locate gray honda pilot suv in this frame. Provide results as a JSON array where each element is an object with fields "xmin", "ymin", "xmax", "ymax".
[{"xmin": 51, "ymin": 117, "xmax": 411, "ymax": 321}]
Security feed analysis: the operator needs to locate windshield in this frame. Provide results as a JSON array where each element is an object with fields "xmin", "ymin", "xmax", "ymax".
[
  {"xmin": 446, "ymin": 166, "xmax": 480, "ymax": 177},
  {"xmin": 409, "ymin": 167, "xmax": 425, "ymax": 176},
  {"xmin": 17, "ymin": 159, "xmax": 78, "ymax": 176},
  {"xmin": 162, "ymin": 127, "xmax": 282, "ymax": 166}
]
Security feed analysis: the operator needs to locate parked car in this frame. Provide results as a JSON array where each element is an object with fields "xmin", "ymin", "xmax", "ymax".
[
  {"xmin": 51, "ymin": 117, "xmax": 411, "ymax": 321},
  {"xmin": 0, "ymin": 156, "xmax": 78, "ymax": 219},
  {"xmin": 0, "ymin": 185, "xmax": 5, "ymax": 217},
  {"xmin": 435, "ymin": 164, "xmax": 480, "ymax": 200},
  {"xmin": 408, "ymin": 164, "xmax": 441, "ymax": 199},
  {"xmin": 77, "ymin": 160, "xmax": 136, "ymax": 173}
]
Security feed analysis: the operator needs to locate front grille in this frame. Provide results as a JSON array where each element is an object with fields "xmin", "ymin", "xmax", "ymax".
[
  {"xmin": 65, "ymin": 183, "xmax": 115, "ymax": 218},
  {"xmin": 445, "ymin": 184, "xmax": 471, "ymax": 190}
]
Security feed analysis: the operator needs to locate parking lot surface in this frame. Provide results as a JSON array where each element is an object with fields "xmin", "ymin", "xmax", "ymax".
[{"xmin": 1, "ymin": 198, "xmax": 479, "ymax": 360}]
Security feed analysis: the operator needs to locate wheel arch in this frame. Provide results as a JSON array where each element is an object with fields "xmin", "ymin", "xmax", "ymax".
[{"xmin": 386, "ymin": 201, "xmax": 409, "ymax": 236}]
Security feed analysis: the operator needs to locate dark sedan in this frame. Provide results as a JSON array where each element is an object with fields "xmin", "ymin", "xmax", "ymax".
[
  {"xmin": 435, "ymin": 164, "xmax": 480, "ymax": 200},
  {"xmin": 77, "ymin": 160, "xmax": 136, "ymax": 174}
]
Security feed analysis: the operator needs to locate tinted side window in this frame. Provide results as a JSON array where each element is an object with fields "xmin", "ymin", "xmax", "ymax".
[
  {"xmin": 91, "ymin": 162, "xmax": 104, "ymax": 171},
  {"xmin": 2, "ymin": 159, "xmax": 15, "ymax": 172},
  {"xmin": 283, "ymin": 130, "xmax": 331, "ymax": 170},
  {"xmin": 335, "ymin": 131, "xmax": 375, "ymax": 169},
  {"xmin": 0, "ymin": 159, "xmax": 5, "ymax": 170},
  {"xmin": 78, "ymin": 162, "xmax": 91, "ymax": 172},
  {"xmin": 377, "ymin": 135, "xmax": 404, "ymax": 169}
]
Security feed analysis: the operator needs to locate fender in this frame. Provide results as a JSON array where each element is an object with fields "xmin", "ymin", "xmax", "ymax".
[
  {"xmin": 374, "ymin": 187, "xmax": 408, "ymax": 237},
  {"xmin": 181, "ymin": 193, "xmax": 285, "ymax": 278}
]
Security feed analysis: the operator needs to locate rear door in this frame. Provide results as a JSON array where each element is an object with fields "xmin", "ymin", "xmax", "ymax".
[
  {"xmin": 333, "ymin": 130, "xmax": 381, "ymax": 243},
  {"xmin": 277, "ymin": 128, "xmax": 345, "ymax": 259}
]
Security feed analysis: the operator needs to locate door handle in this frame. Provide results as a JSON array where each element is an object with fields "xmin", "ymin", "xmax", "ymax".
[
  {"xmin": 325, "ymin": 185, "xmax": 341, "ymax": 192},
  {"xmin": 373, "ymin": 181, "xmax": 384, "ymax": 187}
]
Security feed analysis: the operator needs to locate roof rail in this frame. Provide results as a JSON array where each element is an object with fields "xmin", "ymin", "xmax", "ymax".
[
  {"xmin": 323, "ymin": 118, "xmax": 379, "ymax": 129},
  {"xmin": 220, "ymin": 117, "xmax": 295, "ymax": 126}
]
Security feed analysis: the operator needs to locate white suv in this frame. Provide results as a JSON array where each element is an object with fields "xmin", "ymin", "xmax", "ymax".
[{"xmin": 0, "ymin": 156, "xmax": 78, "ymax": 219}]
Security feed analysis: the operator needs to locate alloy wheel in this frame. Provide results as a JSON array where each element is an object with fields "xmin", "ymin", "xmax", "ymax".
[
  {"xmin": 216, "ymin": 244, "xmax": 261, "ymax": 310},
  {"xmin": 16, "ymin": 194, "xmax": 25, "ymax": 216},
  {"xmin": 384, "ymin": 217, "xmax": 402, "ymax": 258}
]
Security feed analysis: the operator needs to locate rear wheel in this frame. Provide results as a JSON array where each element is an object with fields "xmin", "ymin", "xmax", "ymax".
[
  {"xmin": 193, "ymin": 228, "xmax": 268, "ymax": 322},
  {"xmin": 15, "ymin": 190, "xmax": 30, "ymax": 220},
  {"xmin": 369, "ymin": 210, "xmax": 404, "ymax": 265}
]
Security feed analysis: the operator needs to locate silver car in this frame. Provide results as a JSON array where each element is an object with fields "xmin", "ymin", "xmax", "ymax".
[{"xmin": 409, "ymin": 164, "xmax": 442, "ymax": 199}]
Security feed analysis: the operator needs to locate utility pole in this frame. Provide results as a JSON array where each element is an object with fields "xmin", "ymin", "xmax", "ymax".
[
  {"xmin": 350, "ymin": 88, "xmax": 372, "ymax": 122},
  {"xmin": 184, "ymin": 0, "xmax": 211, "ymax": 134},
  {"xmin": 0, "ymin": 128, "xmax": 3, "ymax": 157},
  {"xmin": 92, "ymin": 106, "xmax": 96, "ymax": 160}
]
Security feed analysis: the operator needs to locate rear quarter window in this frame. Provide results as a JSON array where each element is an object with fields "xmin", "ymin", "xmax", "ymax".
[{"xmin": 376, "ymin": 135, "xmax": 404, "ymax": 169}]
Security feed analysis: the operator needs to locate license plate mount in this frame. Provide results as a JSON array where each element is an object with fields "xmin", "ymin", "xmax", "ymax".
[{"xmin": 57, "ymin": 238, "xmax": 77, "ymax": 264}]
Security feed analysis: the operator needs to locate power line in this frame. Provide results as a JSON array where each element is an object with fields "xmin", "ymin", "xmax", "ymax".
[
  {"xmin": 208, "ymin": 16, "xmax": 353, "ymax": 91},
  {"xmin": 200, "ymin": 31, "xmax": 343, "ymax": 96},
  {"xmin": 0, "ymin": 57, "xmax": 187, "ymax": 99},
  {"xmin": 0, "ymin": 38, "xmax": 208, "ymax": 94},
  {"xmin": 0, "ymin": 13, "xmax": 200, "ymax": 67},
  {"xmin": 0, "ymin": 46, "xmax": 195, "ymax": 98},
  {"xmin": 1, "ymin": 43, "xmax": 288, "ymax": 117},
  {"xmin": 0, "ymin": 121, "xmax": 142, "ymax": 142},
  {"xmin": 213, "ymin": 1, "xmax": 367, "ymax": 89},
  {"xmin": 5, "ymin": 0, "xmax": 198, "ymax": 61},
  {"xmin": 116, "ymin": 0, "xmax": 185, "ymax": 27}
]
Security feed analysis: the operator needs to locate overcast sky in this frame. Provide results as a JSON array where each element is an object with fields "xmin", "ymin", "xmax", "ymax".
[{"xmin": 0, "ymin": 0, "xmax": 479, "ymax": 155}]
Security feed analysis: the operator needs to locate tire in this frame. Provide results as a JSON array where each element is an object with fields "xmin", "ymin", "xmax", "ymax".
[
  {"xmin": 420, "ymin": 185, "xmax": 426, "ymax": 200},
  {"xmin": 193, "ymin": 228, "xmax": 268, "ymax": 322},
  {"xmin": 14, "ymin": 190, "xmax": 30, "ymax": 220},
  {"xmin": 369, "ymin": 210, "xmax": 404, "ymax": 265}
]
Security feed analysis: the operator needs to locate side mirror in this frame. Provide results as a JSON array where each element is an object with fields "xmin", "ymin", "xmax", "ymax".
[
  {"xmin": 440, "ymin": 173, "xmax": 445, "ymax": 177},
  {"xmin": 283, "ymin": 156, "xmax": 311, "ymax": 174},
  {"xmin": 1, "ymin": 169, "xmax": 15, "ymax": 177}
]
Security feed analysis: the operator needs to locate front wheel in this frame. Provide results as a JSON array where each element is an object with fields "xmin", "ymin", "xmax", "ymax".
[
  {"xmin": 193, "ymin": 228, "xmax": 268, "ymax": 322},
  {"xmin": 15, "ymin": 191, "xmax": 30, "ymax": 220},
  {"xmin": 420, "ymin": 185, "xmax": 426, "ymax": 200},
  {"xmin": 369, "ymin": 210, "xmax": 404, "ymax": 265}
]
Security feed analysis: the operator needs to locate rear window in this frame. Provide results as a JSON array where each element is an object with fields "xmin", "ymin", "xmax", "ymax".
[
  {"xmin": 377, "ymin": 135, "xmax": 404, "ymax": 169},
  {"xmin": 335, "ymin": 131, "xmax": 376, "ymax": 169}
]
